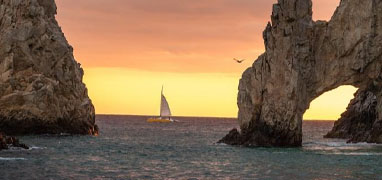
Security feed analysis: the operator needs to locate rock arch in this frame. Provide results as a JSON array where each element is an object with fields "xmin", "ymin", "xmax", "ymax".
[{"xmin": 219, "ymin": 0, "xmax": 382, "ymax": 147}]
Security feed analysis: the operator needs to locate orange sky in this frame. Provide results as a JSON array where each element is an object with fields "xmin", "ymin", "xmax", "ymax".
[{"xmin": 55, "ymin": 0, "xmax": 353, "ymax": 119}]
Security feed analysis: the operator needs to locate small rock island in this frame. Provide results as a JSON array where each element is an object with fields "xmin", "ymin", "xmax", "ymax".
[
  {"xmin": 0, "ymin": 0, "xmax": 98, "ymax": 135},
  {"xmin": 0, "ymin": 132, "xmax": 29, "ymax": 150},
  {"xmin": 220, "ymin": 0, "xmax": 382, "ymax": 147}
]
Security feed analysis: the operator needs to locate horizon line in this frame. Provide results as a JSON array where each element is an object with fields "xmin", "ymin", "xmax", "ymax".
[{"xmin": 95, "ymin": 113, "xmax": 337, "ymax": 121}]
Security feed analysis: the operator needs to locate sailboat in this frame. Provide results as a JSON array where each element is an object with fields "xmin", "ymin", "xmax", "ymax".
[{"xmin": 147, "ymin": 86, "xmax": 175, "ymax": 123}]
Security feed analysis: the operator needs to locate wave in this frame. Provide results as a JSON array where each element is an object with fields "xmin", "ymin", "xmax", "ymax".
[
  {"xmin": 4, "ymin": 146, "xmax": 47, "ymax": 152},
  {"xmin": 324, "ymin": 152, "xmax": 382, "ymax": 156},
  {"xmin": 29, "ymin": 146, "xmax": 47, "ymax": 150},
  {"xmin": 304, "ymin": 141, "xmax": 346, "ymax": 147},
  {"xmin": 0, "ymin": 157, "xmax": 26, "ymax": 161},
  {"xmin": 303, "ymin": 141, "xmax": 382, "ymax": 147},
  {"xmin": 214, "ymin": 142, "xmax": 228, "ymax": 146}
]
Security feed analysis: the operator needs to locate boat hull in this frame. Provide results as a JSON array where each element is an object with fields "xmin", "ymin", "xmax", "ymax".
[{"xmin": 147, "ymin": 118, "xmax": 173, "ymax": 123}]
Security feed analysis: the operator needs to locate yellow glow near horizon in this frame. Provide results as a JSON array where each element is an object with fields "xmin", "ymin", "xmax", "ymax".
[
  {"xmin": 84, "ymin": 68, "xmax": 358, "ymax": 120},
  {"xmin": 304, "ymin": 86, "xmax": 358, "ymax": 120},
  {"xmin": 83, "ymin": 68, "xmax": 239, "ymax": 117}
]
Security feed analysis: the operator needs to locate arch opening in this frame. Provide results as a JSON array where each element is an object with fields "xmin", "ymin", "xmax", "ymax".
[
  {"xmin": 303, "ymin": 85, "xmax": 358, "ymax": 121},
  {"xmin": 312, "ymin": 0, "xmax": 341, "ymax": 21},
  {"xmin": 302, "ymin": 85, "xmax": 359, "ymax": 142}
]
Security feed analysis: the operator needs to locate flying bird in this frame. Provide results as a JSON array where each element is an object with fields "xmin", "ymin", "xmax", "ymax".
[{"xmin": 233, "ymin": 58, "xmax": 245, "ymax": 63}]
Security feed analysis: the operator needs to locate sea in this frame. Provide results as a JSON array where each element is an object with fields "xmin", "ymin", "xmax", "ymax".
[{"xmin": 1, "ymin": 115, "xmax": 382, "ymax": 180}]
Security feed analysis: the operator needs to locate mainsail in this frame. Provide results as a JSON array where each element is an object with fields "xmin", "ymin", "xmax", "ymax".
[{"xmin": 160, "ymin": 87, "xmax": 172, "ymax": 117}]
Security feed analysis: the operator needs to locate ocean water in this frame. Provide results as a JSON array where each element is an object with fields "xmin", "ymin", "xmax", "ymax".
[{"xmin": 1, "ymin": 115, "xmax": 382, "ymax": 180}]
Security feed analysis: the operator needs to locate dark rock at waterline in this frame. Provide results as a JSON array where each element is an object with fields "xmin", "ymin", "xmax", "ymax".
[
  {"xmin": 219, "ymin": 124, "xmax": 301, "ymax": 147},
  {"xmin": 0, "ymin": 132, "xmax": 29, "ymax": 151},
  {"xmin": 218, "ymin": 128, "xmax": 242, "ymax": 145},
  {"xmin": 324, "ymin": 90, "xmax": 381, "ymax": 143},
  {"xmin": 0, "ymin": 116, "xmax": 99, "ymax": 136}
]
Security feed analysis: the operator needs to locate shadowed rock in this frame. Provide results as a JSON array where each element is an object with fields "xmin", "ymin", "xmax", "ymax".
[
  {"xmin": 218, "ymin": 128, "xmax": 241, "ymax": 146},
  {"xmin": 220, "ymin": 0, "xmax": 382, "ymax": 147},
  {"xmin": 0, "ymin": 132, "xmax": 29, "ymax": 150},
  {"xmin": 0, "ymin": 0, "xmax": 98, "ymax": 135},
  {"xmin": 325, "ymin": 90, "xmax": 379, "ymax": 143}
]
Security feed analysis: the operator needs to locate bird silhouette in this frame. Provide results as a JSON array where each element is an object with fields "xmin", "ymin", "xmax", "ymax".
[{"xmin": 233, "ymin": 58, "xmax": 245, "ymax": 63}]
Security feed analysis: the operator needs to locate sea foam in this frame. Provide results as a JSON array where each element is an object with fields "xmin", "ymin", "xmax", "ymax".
[{"xmin": 0, "ymin": 157, "xmax": 26, "ymax": 161}]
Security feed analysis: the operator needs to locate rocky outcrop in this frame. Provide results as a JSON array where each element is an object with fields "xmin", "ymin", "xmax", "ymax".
[
  {"xmin": 221, "ymin": 0, "xmax": 382, "ymax": 147},
  {"xmin": 324, "ymin": 90, "xmax": 379, "ymax": 143},
  {"xmin": 0, "ymin": 132, "xmax": 29, "ymax": 150},
  {"xmin": 218, "ymin": 128, "xmax": 242, "ymax": 145},
  {"xmin": 0, "ymin": 0, "xmax": 98, "ymax": 135}
]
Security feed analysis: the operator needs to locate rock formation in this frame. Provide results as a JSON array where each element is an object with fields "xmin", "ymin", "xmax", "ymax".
[
  {"xmin": 220, "ymin": 0, "xmax": 382, "ymax": 147},
  {"xmin": 324, "ymin": 89, "xmax": 379, "ymax": 143},
  {"xmin": 0, "ymin": 0, "xmax": 98, "ymax": 135},
  {"xmin": 0, "ymin": 132, "xmax": 29, "ymax": 150}
]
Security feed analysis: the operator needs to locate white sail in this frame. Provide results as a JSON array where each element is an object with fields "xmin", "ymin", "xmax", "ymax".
[{"xmin": 160, "ymin": 87, "xmax": 172, "ymax": 117}]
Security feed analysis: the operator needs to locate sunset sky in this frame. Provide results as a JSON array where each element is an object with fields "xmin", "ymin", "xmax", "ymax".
[{"xmin": 55, "ymin": 0, "xmax": 356, "ymax": 120}]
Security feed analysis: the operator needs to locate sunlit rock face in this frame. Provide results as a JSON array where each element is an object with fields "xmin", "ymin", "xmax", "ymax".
[
  {"xmin": 0, "ymin": 0, "xmax": 98, "ymax": 135},
  {"xmin": 220, "ymin": 0, "xmax": 382, "ymax": 147}
]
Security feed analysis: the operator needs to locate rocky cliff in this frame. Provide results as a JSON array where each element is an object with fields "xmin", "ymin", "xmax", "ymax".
[
  {"xmin": 0, "ymin": 0, "xmax": 98, "ymax": 135},
  {"xmin": 220, "ymin": 0, "xmax": 382, "ymax": 147}
]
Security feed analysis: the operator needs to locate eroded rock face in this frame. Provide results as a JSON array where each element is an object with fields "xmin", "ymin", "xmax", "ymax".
[
  {"xmin": 220, "ymin": 0, "xmax": 382, "ymax": 147},
  {"xmin": 0, "ymin": 0, "xmax": 98, "ymax": 135},
  {"xmin": 325, "ymin": 90, "xmax": 379, "ymax": 143}
]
